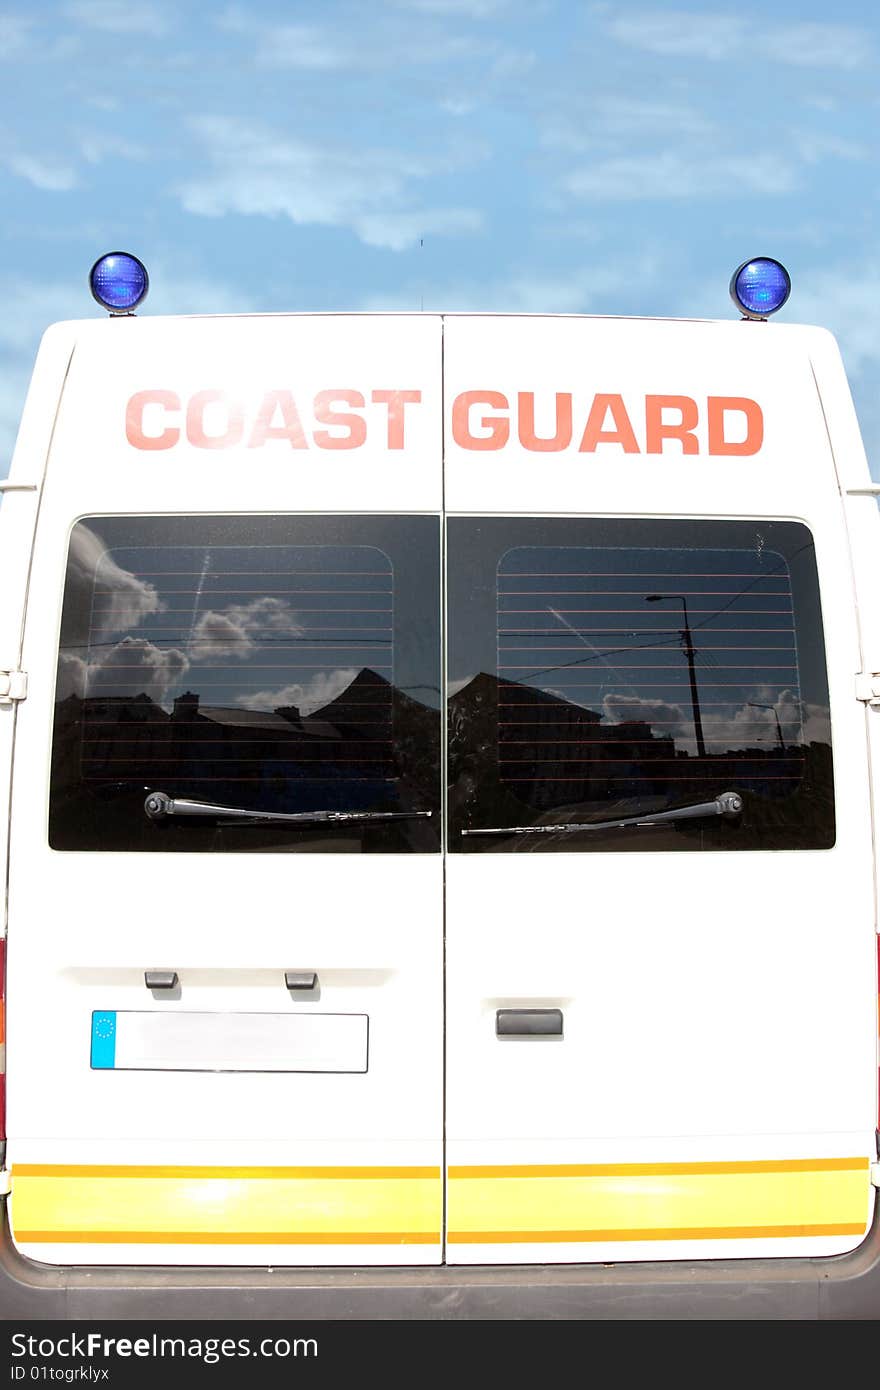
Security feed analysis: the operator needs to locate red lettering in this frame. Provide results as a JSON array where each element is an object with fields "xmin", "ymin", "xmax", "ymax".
[
  {"xmin": 452, "ymin": 391, "xmax": 509, "ymax": 450},
  {"xmin": 708, "ymin": 396, "xmax": 763, "ymax": 455},
  {"xmin": 185, "ymin": 390, "xmax": 244, "ymax": 450},
  {"xmin": 126, "ymin": 383, "xmax": 762, "ymax": 460},
  {"xmin": 125, "ymin": 390, "xmax": 180, "ymax": 450},
  {"xmin": 645, "ymin": 395, "xmax": 699, "ymax": 455},
  {"xmin": 247, "ymin": 390, "xmax": 308, "ymax": 449},
  {"xmin": 579, "ymin": 394, "xmax": 639, "ymax": 453},
  {"xmin": 371, "ymin": 390, "xmax": 421, "ymax": 449},
  {"xmin": 313, "ymin": 390, "xmax": 366, "ymax": 450},
  {"xmin": 518, "ymin": 392, "xmax": 573, "ymax": 452}
]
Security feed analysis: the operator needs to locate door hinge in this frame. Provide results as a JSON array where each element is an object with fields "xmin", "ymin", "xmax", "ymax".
[
  {"xmin": 0, "ymin": 671, "xmax": 27, "ymax": 705},
  {"xmin": 0, "ymin": 1169, "xmax": 10, "ymax": 1198},
  {"xmin": 871, "ymin": 1161, "xmax": 880, "ymax": 1189},
  {"xmin": 855, "ymin": 672, "xmax": 880, "ymax": 706}
]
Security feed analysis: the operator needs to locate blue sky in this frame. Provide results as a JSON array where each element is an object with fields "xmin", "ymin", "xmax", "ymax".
[{"xmin": 1, "ymin": 0, "xmax": 878, "ymax": 480}]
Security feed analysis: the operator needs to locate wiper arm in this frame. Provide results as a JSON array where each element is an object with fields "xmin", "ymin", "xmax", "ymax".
[
  {"xmin": 144, "ymin": 792, "xmax": 431, "ymax": 826},
  {"xmin": 462, "ymin": 791, "xmax": 743, "ymax": 837}
]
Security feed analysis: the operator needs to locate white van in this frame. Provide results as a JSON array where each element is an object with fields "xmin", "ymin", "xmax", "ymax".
[{"xmin": 0, "ymin": 255, "xmax": 878, "ymax": 1317}]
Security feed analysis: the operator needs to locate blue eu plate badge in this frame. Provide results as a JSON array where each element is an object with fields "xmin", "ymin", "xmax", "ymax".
[{"xmin": 90, "ymin": 1011, "xmax": 117, "ymax": 1069}]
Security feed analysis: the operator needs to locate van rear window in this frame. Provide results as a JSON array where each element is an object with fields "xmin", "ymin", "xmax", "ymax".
[
  {"xmin": 49, "ymin": 515, "xmax": 440, "ymax": 853},
  {"xmin": 447, "ymin": 518, "xmax": 834, "ymax": 851}
]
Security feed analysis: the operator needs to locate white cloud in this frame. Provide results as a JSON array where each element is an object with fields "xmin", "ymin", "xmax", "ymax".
[
  {"xmin": 762, "ymin": 23, "xmax": 868, "ymax": 70},
  {"xmin": 238, "ymin": 668, "xmax": 359, "ymax": 717},
  {"xmin": 599, "ymin": 687, "xmax": 832, "ymax": 757},
  {"xmin": 5, "ymin": 154, "xmax": 77, "ymax": 192},
  {"xmin": 604, "ymin": 11, "xmax": 745, "ymax": 60},
  {"xmin": 65, "ymin": 524, "xmax": 164, "ymax": 641},
  {"xmin": 252, "ymin": 24, "xmax": 353, "ymax": 70},
  {"xmin": 217, "ymin": 3, "xmax": 503, "ymax": 71},
  {"xmin": 190, "ymin": 597, "xmax": 304, "ymax": 661},
  {"xmin": 189, "ymin": 611, "xmax": 253, "ymax": 661},
  {"xmin": 63, "ymin": 1, "xmax": 170, "ymax": 35},
  {"xmin": 56, "ymin": 651, "xmax": 89, "ymax": 700},
  {"xmin": 728, "ymin": 688, "xmax": 830, "ymax": 748},
  {"xmin": 791, "ymin": 132, "xmax": 867, "ymax": 165},
  {"xmin": 178, "ymin": 116, "xmax": 483, "ymax": 251},
  {"xmin": 543, "ymin": 98, "xmax": 713, "ymax": 153},
  {"xmin": 356, "ymin": 207, "xmax": 482, "ymax": 251},
  {"xmin": 57, "ymin": 632, "xmax": 189, "ymax": 707},
  {"xmin": 217, "ymin": 14, "xmax": 368, "ymax": 70},
  {"xmin": 79, "ymin": 133, "xmax": 147, "ymax": 164},
  {"xmin": 1, "ymin": 128, "xmax": 142, "ymax": 198},
  {"xmin": 603, "ymin": 693, "xmax": 688, "ymax": 736},
  {"xmin": 85, "ymin": 636, "xmax": 189, "ymax": 704},
  {"xmin": 604, "ymin": 11, "xmax": 868, "ymax": 68},
  {"xmin": 564, "ymin": 150, "xmax": 798, "ymax": 202}
]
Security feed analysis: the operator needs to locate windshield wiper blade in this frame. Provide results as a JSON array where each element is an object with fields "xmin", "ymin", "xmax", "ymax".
[
  {"xmin": 144, "ymin": 792, "xmax": 432, "ymax": 826},
  {"xmin": 462, "ymin": 791, "xmax": 743, "ymax": 837}
]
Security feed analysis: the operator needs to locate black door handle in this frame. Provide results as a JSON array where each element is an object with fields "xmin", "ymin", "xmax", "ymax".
[
  {"xmin": 496, "ymin": 1008, "xmax": 563, "ymax": 1037},
  {"xmin": 144, "ymin": 970, "xmax": 178, "ymax": 990}
]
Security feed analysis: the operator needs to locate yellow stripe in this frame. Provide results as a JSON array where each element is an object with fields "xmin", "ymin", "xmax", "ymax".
[
  {"xmin": 447, "ymin": 1159, "xmax": 870, "ymax": 1245},
  {"xmin": 11, "ymin": 1167, "xmax": 442, "ymax": 1246}
]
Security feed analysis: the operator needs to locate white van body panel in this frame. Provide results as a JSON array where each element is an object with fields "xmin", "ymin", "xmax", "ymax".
[
  {"xmin": 5, "ymin": 315, "xmax": 445, "ymax": 1266},
  {"xmin": 0, "ymin": 311, "xmax": 876, "ymax": 1270},
  {"xmin": 441, "ymin": 316, "xmax": 876, "ymax": 1263}
]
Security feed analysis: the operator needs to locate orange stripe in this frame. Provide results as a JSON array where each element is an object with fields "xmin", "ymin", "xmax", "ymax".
[
  {"xmin": 16, "ymin": 1230, "xmax": 440, "ymax": 1245},
  {"xmin": 13, "ymin": 1164, "xmax": 439, "ymax": 1180},
  {"xmin": 447, "ymin": 1223, "xmax": 867, "ymax": 1244},
  {"xmin": 448, "ymin": 1158, "xmax": 868, "ymax": 1179},
  {"xmin": 15, "ymin": 1160, "xmax": 862, "ymax": 1180}
]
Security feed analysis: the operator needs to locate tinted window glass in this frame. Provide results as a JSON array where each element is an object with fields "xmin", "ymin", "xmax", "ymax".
[
  {"xmin": 50, "ymin": 516, "xmax": 440, "ymax": 852},
  {"xmin": 448, "ymin": 518, "xmax": 833, "ymax": 852}
]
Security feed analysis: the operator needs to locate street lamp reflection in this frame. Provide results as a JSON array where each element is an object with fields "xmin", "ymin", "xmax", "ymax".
[
  {"xmin": 644, "ymin": 593, "xmax": 706, "ymax": 758},
  {"xmin": 748, "ymin": 700, "xmax": 785, "ymax": 750}
]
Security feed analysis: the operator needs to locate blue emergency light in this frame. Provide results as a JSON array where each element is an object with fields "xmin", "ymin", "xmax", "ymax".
[
  {"xmin": 89, "ymin": 252, "xmax": 149, "ymax": 314},
  {"xmin": 729, "ymin": 257, "xmax": 791, "ymax": 320}
]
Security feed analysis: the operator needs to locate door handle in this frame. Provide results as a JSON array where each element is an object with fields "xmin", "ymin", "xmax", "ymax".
[
  {"xmin": 285, "ymin": 971, "xmax": 318, "ymax": 992},
  {"xmin": 496, "ymin": 1008, "xmax": 563, "ymax": 1037},
  {"xmin": 145, "ymin": 970, "xmax": 178, "ymax": 991}
]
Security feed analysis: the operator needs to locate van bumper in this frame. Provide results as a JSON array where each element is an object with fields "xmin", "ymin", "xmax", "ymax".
[{"xmin": 0, "ymin": 1200, "xmax": 878, "ymax": 1319}]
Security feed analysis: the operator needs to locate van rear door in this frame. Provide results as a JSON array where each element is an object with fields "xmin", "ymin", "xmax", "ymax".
[
  {"xmin": 442, "ymin": 315, "xmax": 877, "ymax": 1264},
  {"xmin": 6, "ymin": 315, "xmax": 445, "ymax": 1266}
]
